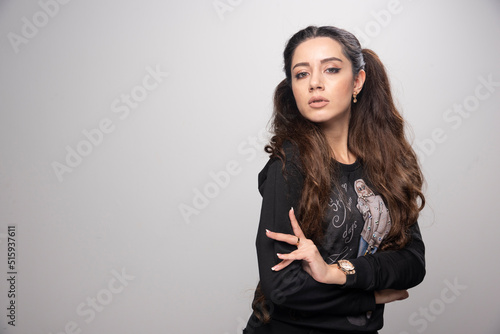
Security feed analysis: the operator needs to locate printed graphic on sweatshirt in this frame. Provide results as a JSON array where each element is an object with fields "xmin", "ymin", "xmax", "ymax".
[
  {"xmin": 323, "ymin": 182, "xmax": 362, "ymax": 264},
  {"xmin": 354, "ymin": 179, "xmax": 391, "ymax": 257},
  {"xmin": 345, "ymin": 179, "xmax": 392, "ymax": 328}
]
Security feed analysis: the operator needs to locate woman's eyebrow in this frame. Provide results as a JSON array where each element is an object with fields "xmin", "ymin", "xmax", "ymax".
[
  {"xmin": 292, "ymin": 57, "xmax": 343, "ymax": 70},
  {"xmin": 321, "ymin": 56, "xmax": 342, "ymax": 64}
]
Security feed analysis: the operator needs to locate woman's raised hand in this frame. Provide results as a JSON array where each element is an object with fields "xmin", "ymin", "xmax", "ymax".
[
  {"xmin": 266, "ymin": 208, "xmax": 412, "ymax": 303},
  {"xmin": 265, "ymin": 208, "xmax": 346, "ymax": 285}
]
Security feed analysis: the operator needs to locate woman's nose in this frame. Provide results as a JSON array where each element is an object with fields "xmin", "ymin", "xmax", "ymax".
[{"xmin": 309, "ymin": 72, "xmax": 324, "ymax": 91}]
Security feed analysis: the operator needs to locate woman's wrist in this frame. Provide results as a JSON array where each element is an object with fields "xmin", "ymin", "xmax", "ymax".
[{"xmin": 326, "ymin": 264, "xmax": 347, "ymax": 285}]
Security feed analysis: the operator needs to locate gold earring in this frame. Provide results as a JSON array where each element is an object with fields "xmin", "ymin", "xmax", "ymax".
[{"xmin": 353, "ymin": 92, "xmax": 358, "ymax": 103}]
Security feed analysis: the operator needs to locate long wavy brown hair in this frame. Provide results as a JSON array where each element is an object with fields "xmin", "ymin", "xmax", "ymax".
[{"xmin": 252, "ymin": 25, "xmax": 425, "ymax": 323}]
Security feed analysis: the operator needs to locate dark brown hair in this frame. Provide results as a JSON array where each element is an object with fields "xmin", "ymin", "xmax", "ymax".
[{"xmin": 252, "ymin": 25, "xmax": 425, "ymax": 323}]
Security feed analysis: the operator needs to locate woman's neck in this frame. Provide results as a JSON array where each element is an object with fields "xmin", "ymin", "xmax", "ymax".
[
  {"xmin": 328, "ymin": 140, "xmax": 355, "ymax": 164},
  {"xmin": 320, "ymin": 117, "xmax": 356, "ymax": 164}
]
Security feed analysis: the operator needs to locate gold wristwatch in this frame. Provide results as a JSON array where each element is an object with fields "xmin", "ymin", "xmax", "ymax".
[{"xmin": 337, "ymin": 260, "xmax": 355, "ymax": 275}]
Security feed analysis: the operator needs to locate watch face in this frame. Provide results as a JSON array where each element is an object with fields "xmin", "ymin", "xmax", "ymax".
[
  {"xmin": 340, "ymin": 260, "xmax": 354, "ymax": 271},
  {"xmin": 344, "ymin": 263, "xmax": 354, "ymax": 270}
]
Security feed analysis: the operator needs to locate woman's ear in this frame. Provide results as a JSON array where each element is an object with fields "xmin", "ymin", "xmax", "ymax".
[{"xmin": 354, "ymin": 69, "xmax": 366, "ymax": 93}]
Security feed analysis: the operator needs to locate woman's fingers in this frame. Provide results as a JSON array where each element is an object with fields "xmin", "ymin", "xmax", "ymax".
[
  {"xmin": 265, "ymin": 208, "xmax": 305, "ymax": 246},
  {"xmin": 273, "ymin": 249, "xmax": 308, "ymax": 270},
  {"xmin": 289, "ymin": 207, "xmax": 306, "ymax": 239},
  {"xmin": 276, "ymin": 252, "xmax": 298, "ymax": 261},
  {"xmin": 266, "ymin": 229, "xmax": 300, "ymax": 246},
  {"xmin": 271, "ymin": 259, "xmax": 293, "ymax": 271},
  {"xmin": 266, "ymin": 208, "xmax": 310, "ymax": 272}
]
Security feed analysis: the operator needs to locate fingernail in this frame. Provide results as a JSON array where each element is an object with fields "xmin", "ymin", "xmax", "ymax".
[
  {"xmin": 266, "ymin": 229, "xmax": 271, "ymax": 234},
  {"xmin": 291, "ymin": 207, "xmax": 294, "ymax": 212},
  {"xmin": 271, "ymin": 266, "xmax": 276, "ymax": 271},
  {"xmin": 277, "ymin": 253, "xmax": 282, "ymax": 257}
]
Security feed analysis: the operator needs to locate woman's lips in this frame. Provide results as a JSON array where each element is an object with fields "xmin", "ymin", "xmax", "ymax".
[{"xmin": 308, "ymin": 96, "xmax": 329, "ymax": 108}]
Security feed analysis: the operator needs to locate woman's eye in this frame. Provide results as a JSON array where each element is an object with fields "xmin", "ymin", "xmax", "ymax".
[
  {"xmin": 326, "ymin": 67, "xmax": 340, "ymax": 74},
  {"xmin": 295, "ymin": 72, "xmax": 308, "ymax": 79}
]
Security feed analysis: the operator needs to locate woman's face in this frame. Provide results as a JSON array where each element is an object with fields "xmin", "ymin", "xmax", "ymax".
[{"xmin": 290, "ymin": 37, "xmax": 364, "ymax": 128}]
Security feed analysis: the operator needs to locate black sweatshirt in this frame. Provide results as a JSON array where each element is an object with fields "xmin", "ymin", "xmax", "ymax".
[{"xmin": 245, "ymin": 144, "xmax": 425, "ymax": 333}]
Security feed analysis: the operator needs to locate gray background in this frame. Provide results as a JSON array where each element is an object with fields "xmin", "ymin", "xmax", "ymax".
[{"xmin": 1, "ymin": 0, "xmax": 499, "ymax": 333}]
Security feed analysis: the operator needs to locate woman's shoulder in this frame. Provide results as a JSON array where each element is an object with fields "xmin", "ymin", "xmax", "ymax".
[
  {"xmin": 258, "ymin": 141, "xmax": 303, "ymax": 194},
  {"xmin": 261, "ymin": 140, "xmax": 302, "ymax": 174}
]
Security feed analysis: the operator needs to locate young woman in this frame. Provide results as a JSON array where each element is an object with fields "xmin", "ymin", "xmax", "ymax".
[{"xmin": 243, "ymin": 26, "xmax": 426, "ymax": 334}]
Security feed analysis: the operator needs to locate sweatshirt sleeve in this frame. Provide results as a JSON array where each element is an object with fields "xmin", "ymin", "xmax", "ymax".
[
  {"xmin": 256, "ymin": 158, "xmax": 376, "ymax": 315},
  {"xmin": 344, "ymin": 222, "xmax": 426, "ymax": 291}
]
